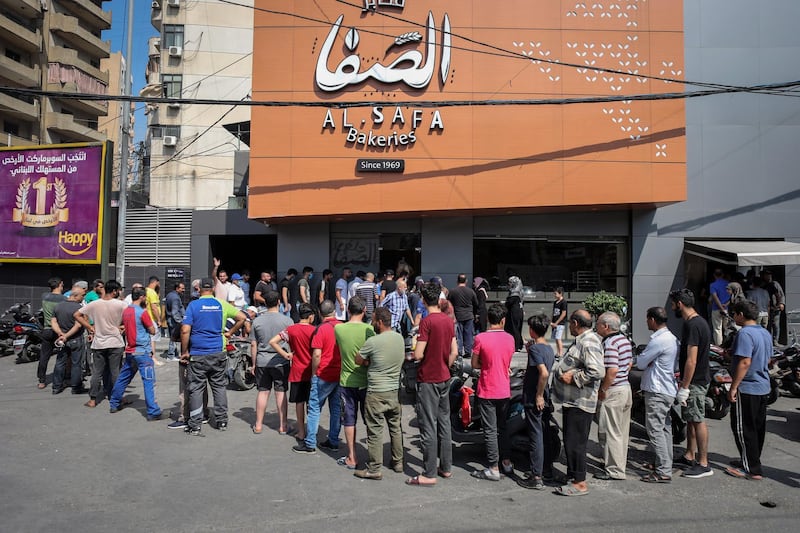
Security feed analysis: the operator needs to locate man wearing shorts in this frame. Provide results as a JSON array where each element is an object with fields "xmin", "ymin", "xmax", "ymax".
[
  {"xmin": 670, "ymin": 289, "xmax": 713, "ymax": 478},
  {"xmin": 550, "ymin": 287, "xmax": 568, "ymax": 358},
  {"xmin": 250, "ymin": 290, "xmax": 293, "ymax": 434},
  {"xmin": 270, "ymin": 303, "xmax": 316, "ymax": 441},
  {"xmin": 334, "ymin": 297, "xmax": 375, "ymax": 469}
]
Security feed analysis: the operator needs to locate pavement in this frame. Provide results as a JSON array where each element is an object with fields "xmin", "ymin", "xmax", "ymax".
[{"xmin": 0, "ymin": 339, "xmax": 798, "ymax": 533}]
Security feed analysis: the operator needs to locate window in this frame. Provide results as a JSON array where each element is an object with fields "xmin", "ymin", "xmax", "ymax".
[
  {"xmin": 5, "ymin": 48, "xmax": 21, "ymax": 62},
  {"xmin": 150, "ymin": 125, "xmax": 182, "ymax": 138},
  {"xmin": 161, "ymin": 74, "xmax": 182, "ymax": 98},
  {"xmin": 163, "ymin": 25, "xmax": 185, "ymax": 48},
  {"xmin": 3, "ymin": 121, "xmax": 20, "ymax": 136}
]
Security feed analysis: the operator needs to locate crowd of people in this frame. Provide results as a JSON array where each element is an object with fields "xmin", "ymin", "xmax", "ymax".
[{"xmin": 31, "ymin": 262, "xmax": 778, "ymax": 494}]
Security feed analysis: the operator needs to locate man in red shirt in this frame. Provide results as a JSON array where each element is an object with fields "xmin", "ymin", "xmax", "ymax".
[
  {"xmin": 406, "ymin": 283, "xmax": 458, "ymax": 487},
  {"xmin": 470, "ymin": 304, "xmax": 515, "ymax": 481},
  {"xmin": 270, "ymin": 303, "xmax": 316, "ymax": 442},
  {"xmin": 293, "ymin": 301, "xmax": 342, "ymax": 454}
]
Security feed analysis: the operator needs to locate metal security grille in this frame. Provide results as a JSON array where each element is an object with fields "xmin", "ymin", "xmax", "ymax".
[{"xmin": 124, "ymin": 208, "xmax": 192, "ymax": 265}]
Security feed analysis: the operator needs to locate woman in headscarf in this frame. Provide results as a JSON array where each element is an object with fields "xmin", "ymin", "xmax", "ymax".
[
  {"xmin": 473, "ymin": 276, "xmax": 490, "ymax": 333},
  {"xmin": 504, "ymin": 276, "xmax": 524, "ymax": 350}
]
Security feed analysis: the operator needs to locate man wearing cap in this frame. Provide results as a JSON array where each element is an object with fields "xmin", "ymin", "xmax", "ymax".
[
  {"xmin": 227, "ymin": 274, "xmax": 247, "ymax": 311},
  {"xmin": 181, "ymin": 277, "xmax": 246, "ymax": 436},
  {"xmin": 164, "ymin": 281, "xmax": 186, "ymax": 362}
]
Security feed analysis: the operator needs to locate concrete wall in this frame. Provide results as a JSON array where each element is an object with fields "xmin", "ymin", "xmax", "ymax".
[{"xmin": 630, "ymin": 0, "xmax": 800, "ymax": 343}]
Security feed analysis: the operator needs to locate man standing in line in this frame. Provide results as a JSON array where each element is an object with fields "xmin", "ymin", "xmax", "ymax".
[
  {"xmin": 74, "ymin": 280, "xmax": 127, "ymax": 408},
  {"xmin": 447, "ymin": 274, "xmax": 479, "ymax": 357},
  {"xmin": 51, "ymin": 284, "xmax": 89, "ymax": 395},
  {"xmin": 334, "ymin": 297, "xmax": 375, "ymax": 469},
  {"xmin": 319, "ymin": 269, "xmax": 335, "ymax": 305},
  {"xmin": 353, "ymin": 307, "xmax": 406, "ymax": 480},
  {"xmin": 551, "ymin": 310, "xmax": 605, "ymax": 496},
  {"xmin": 709, "ymin": 269, "xmax": 730, "ymax": 346},
  {"xmin": 670, "ymin": 288, "xmax": 714, "ymax": 478},
  {"xmin": 378, "ymin": 269, "xmax": 396, "ymax": 304},
  {"xmin": 37, "ymin": 277, "xmax": 66, "ymax": 390},
  {"xmin": 253, "ymin": 271, "xmax": 277, "ymax": 310},
  {"xmin": 280, "ymin": 268, "xmax": 297, "ymax": 318},
  {"xmin": 164, "ymin": 282, "xmax": 185, "ymax": 361},
  {"xmin": 469, "ymin": 304, "xmax": 515, "ymax": 481},
  {"xmin": 269, "ymin": 303, "xmax": 316, "ymax": 442},
  {"xmin": 240, "ymin": 271, "xmax": 251, "ymax": 306},
  {"xmin": 380, "ymin": 279, "xmax": 413, "ymax": 333},
  {"xmin": 518, "ymin": 313, "xmax": 556, "ymax": 490},
  {"xmin": 335, "ymin": 267, "xmax": 352, "ymax": 321},
  {"xmin": 746, "ymin": 279, "xmax": 770, "ymax": 329},
  {"xmin": 84, "ymin": 279, "xmax": 104, "ymax": 303},
  {"xmin": 227, "ymin": 274, "xmax": 246, "ymax": 311},
  {"xmin": 550, "ymin": 287, "xmax": 568, "ymax": 358},
  {"xmin": 355, "ymin": 272, "xmax": 378, "ymax": 323},
  {"xmin": 108, "ymin": 287, "xmax": 166, "ymax": 420},
  {"xmin": 293, "ymin": 300, "xmax": 342, "ymax": 454},
  {"xmin": 181, "ymin": 278, "xmax": 246, "ymax": 436},
  {"xmin": 145, "ymin": 276, "xmax": 162, "ymax": 364},
  {"xmin": 594, "ymin": 311, "xmax": 633, "ymax": 481},
  {"xmin": 212, "ymin": 258, "xmax": 231, "ymax": 302},
  {"xmin": 726, "ymin": 300, "xmax": 772, "ymax": 480},
  {"xmin": 636, "ymin": 307, "xmax": 679, "ymax": 483},
  {"xmin": 762, "ymin": 270, "xmax": 785, "ymax": 344},
  {"xmin": 348, "ymin": 270, "xmax": 365, "ymax": 301},
  {"xmin": 249, "ymin": 290, "xmax": 293, "ymax": 435},
  {"xmin": 406, "ymin": 283, "xmax": 458, "ymax": 487}
]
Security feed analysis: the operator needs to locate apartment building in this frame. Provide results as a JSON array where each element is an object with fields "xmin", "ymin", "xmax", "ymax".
[
  {"xmin": 144, "ymin": 0, "xmax": 252, "ymax": 209},
  {"xmin": 0, "ymin": 0, "xmax": 112, "ymax": 146}
]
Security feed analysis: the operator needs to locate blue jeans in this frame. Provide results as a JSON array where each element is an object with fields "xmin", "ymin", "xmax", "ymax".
[
  {"xmin": 109, "ymin": 353, "xmax": 161, "ymax": 418},
  {"xmin": 456, "ymin": 319, "xmax": 475, "ymax": 356},
  {"xmin": 305, "ymin": 375, "xmax": 341, "ymax": 449}
]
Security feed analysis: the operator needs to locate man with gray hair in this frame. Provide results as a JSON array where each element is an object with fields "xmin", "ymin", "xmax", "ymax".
[{"xmin": 594, "ymin": 311, "xmax": 633, "ymax": 480}]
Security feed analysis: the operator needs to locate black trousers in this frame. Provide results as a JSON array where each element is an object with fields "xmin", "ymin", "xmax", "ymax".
[
  {"xmin": 37, "ymin": 329, "xmax": 57, "ymax": 383},
  {"xmin": 563, "ymin": 407, "xmax": 594, "ymax": 483},
  {"xmin": 730, "ymin": 392, "xmax": 768, "ymax": 476}
]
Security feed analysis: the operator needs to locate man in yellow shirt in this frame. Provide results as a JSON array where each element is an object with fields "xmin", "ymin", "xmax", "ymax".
[{"xmin": 146, "ymin": 276, "xmax": 162, "ymax": 365}]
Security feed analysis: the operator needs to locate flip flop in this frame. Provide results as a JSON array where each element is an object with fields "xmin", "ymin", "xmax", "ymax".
[
  {"xmin": 641, "ymin": 472, "xmax": 671, "ymax": 483},
  {"xmin": 252, "ymin": 426, "xmax": 262, "ymax": 434},
  {"xmin": 337, "ymin": 456, "xmax": 357, "ymax": 470},
  {"xmin": 37, "ymin": 383, "xmax": 46, "ymax": 390},
  {"xmin": 405, "ymin": 476, "xmax": 435, "ymax": 487},
  {"xmin": 725, "ymin": 466, "xmax": 763, "ymax": 481},
  {"xmin": 555, "ymin": 484, "xmax": 589, "ymax": 496},
  {"xmin": 470, "ymin": 469, "xmax": 501, "ymax": 481},
  {"xmin": 437, "ymin": 469, "xmax": 452, "ymax": 479}
]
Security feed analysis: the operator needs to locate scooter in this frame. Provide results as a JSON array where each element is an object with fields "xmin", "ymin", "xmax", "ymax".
[
  {"xmin": 629, "ymin": 364, "xmax": 687, "ymax": 445},
  {"xmin": 771, "ymin": 346, "xmax": 800, "ymax": 398},
  {"xmin": 400, "ymin": 330, "xmax": 419, "ymax": 396},
  {"xmin": 225, "ymin": 337, "xmax": 255, "ymax": 391},
  {"xmin": 705, "ymin": 351, "xmax": 732, "ymax": 419},
  {"xmin": 8, "ymin": 302, "xmax": 43, "ymax": 364}
]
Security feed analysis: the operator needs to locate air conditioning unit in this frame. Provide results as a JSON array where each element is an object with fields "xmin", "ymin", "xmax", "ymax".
[
  {"xmin": 168, "ymin": 46, "xmax": 182, "ymax": 57},
  {"xmin": 163, "ymin": 136, "xmax": 177, "ymax": 147},
  {"xmin": 151, "ymin": 1, "xmax": 161, "ymax": 9},
  {"xmin": 167, "ymin": 102, "xmax": 181, "ymax": 109},
  {"xmin": 167, "ymin": 0, "xmax": 179, "ymax": 7}
]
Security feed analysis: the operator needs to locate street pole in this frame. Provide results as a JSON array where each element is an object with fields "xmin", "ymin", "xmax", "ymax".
[{"xmin": 115, "ymin": 0, "xmax": 135, "ymax": 288}]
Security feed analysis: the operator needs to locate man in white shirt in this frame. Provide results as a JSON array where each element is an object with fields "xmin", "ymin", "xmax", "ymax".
[
  {"xmin": 228, "ymin": 273, "xmax": 246, "ymax": 310},
  {"xmin": 636, "ymin": 306, "xmax": 679, "ymax": 483}
]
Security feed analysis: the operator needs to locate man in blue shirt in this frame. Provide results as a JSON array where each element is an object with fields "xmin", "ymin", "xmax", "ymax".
[
  {"xmin": 181, "ymin": 278, "xmax": 246, "ymax": 436},
  {"xmin": 709, "ymin": 269, "xmax": 730, "ymax": 346},
  {"xmin": 726, "ymin": 300, "xmax": 772, "ymax": 480}
]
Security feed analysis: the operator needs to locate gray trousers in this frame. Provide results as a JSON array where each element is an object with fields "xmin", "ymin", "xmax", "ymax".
[
  {"xmin": 478, "ymin": 397, "xmax": 510, "ymax": 467},
  {"xmin": 187, "ymin": 352, "xmax": 228, "ymax": 430},
  {"xmin": 90, "ymin": 347, "xmax": 123, "ymax": 402},
  {"xmin": 416, "ymin": 381, "xmax": 452, "ymax": 478},
  {"xmin": 645, "ymin": 391, "xmax": 674, "ymax": 477}
]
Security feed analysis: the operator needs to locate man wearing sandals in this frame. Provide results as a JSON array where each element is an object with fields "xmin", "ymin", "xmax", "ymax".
[
  {"xmin": 725, "ymin": 300, "xmax": 772, "ymax": 481},
  {"xmin": 636, "ymin": 307, "xmax": 679, "ymax": 483},
  {"xmin": 551, "ymin": 309, "xmax": 605, "ymax": 496}
]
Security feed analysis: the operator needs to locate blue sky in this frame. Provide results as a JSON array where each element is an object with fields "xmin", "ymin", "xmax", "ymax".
[{"xmin": 103, "ymin": 0, "xmax": 157, "ymax": 143}]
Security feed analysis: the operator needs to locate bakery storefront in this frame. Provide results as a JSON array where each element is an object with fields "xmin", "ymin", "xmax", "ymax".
[{"xmin": 248, "ymin": 0, "xmax": 686, "ymax": 316}]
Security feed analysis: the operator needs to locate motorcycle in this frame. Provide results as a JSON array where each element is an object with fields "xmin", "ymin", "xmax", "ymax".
[
  {"xmin": 225, "ymin": 337, "xmax": 255, "ymax": 391},
  {"xmin": 628, "ymin": 353, "xmax": 687, "ymax": 445},
  {"xmin": 7, "ymin": 302, "xmax": 43, "ymax": 364},
  {"xmin": 705, "ymin": 350, "xmax": 732, "ymax": 419},
  {"xmin": 0, "ymin": 305, "xmax": 17, "ymax": 355},
  {"xmin": 771, "ymin": 346, "xmax": 800, "ymax": 398},
  {"xmin": 448, "ymin": 356, "xmax": 535, "ymax": 452},
  {"xmin": 400, "ymin": 329, "xmax": 419, "ymax": 397}
]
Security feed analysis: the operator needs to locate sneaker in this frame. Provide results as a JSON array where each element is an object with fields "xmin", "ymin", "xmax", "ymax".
[
  {"xmin": 500, "ymin": 462, "xmax": 514, "ymax": 476},
  {"xmin": 683, "ymin": 464, "xmax": 713, "ymax": 479},
  {"xmin": 168, "ymin": 420, "xmax": 188, "ymax": 430},
  {"xmin": 188, "ymin": 428, "xmax": 205, "ymax": 437},
  {"xmin": 202, "ymin": 417, "xmax": 210, "ymax": 425},
  {"xmin": 147, "ymin": 412, "xmax": 168, "ymax": 421},
  {"xmin": 517, "ymin": 475, "xmax": 545, "ymax": 490},
  {"xmin": 674, "ymin": 455, "xmax": 695, "ymax": 469},
  {"xmin": 216, "ymin": 422, "xmax": 227, "ymax": 431},
  {"xmin": 109, "ymin": 406, "xmax": 121, "ymax": 414},
  {"xmin": 72, "ymin": 387, "xmax": 90, "ymax": 395},
  {"xmin": 318, "ymin": 439, "xmax": 340, "ymax": 451},
  {"xmin": 292, "ymin": 444, "xmax": 317, "ymax": 454}
]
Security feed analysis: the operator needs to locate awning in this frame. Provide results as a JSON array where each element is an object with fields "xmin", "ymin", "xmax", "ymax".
[{"xmin": 685, "ymin": 240, "xmax": 800, "ymax": 266}]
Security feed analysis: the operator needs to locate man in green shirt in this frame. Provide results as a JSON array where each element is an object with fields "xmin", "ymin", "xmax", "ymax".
[
  {"xmin": 354, "ymin": 307, "xmax": 405, "ymax": 480},
  {"xmin": 334, "ymin": 296, "xmax": 375, "ymax": 469}
]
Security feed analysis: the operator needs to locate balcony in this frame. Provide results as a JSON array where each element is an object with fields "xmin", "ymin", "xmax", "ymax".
[
  {"xmin": 0, "ymin": 132, "xmax": 37, "ymax": 147},
  {"xmin": 151, "ymin": 3, "xmax": 162, "ymax": 31},
  {"xmin": 48, "ymin": 46, "xmax": 109, "ymax": 85},
  {"xmin": 47, "ymin": 81, "xmax": 108, "ymax": 116},
  {"xmin": 50, "ymin": 12, "xmax": 110, "ymax": 59},
  {"xmin": 0, "ymin": 91, "xmax": 38, "ymax": 122},
  {"xmin": 0, "ymin": 0, "xmax": 42, "ymax": 20},
  {"xmin": 60, "ymin": 0, "xmax": 112, "ymax": 31},
  {"xmin": 46, "ymin": 110, "xmax": 107, "ymax": 142},
  {"xmin": 0, "ymin": 54, "xmax": 40, "ymax": 87},
  {"xmin": 1, "ymin": 12, "xmax": 42, "ymax": 53}
]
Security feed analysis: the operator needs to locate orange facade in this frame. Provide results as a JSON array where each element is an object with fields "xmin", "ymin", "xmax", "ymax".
[{"xmin": 249, "ymin": 0, "xmax": 686, "ymax": 222}]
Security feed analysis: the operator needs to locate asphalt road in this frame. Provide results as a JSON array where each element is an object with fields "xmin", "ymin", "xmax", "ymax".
[{"xmin": 0, "ymin": 342, "xmax": 798, "ymax": 533}]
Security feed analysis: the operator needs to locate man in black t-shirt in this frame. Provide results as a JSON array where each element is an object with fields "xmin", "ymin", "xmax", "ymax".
[
  {"xmin": 669, "ymin": 288, "xmax": 713, "ymax": 479},
  {"xmin": 447, "ymin": 274, "xmax": 479, "ymax": 356},
  {"xmin": 280, "ymin": 269, "xmax": 297, "ymax": 319},
  {"xmin": 51, "ymin": 285, "xmax": 88, "ymax": 394},
  {"xmin": 550, "ymin": 287, "xmax": 568, "ymax": 358},
  {"xmin": 379, "ymin": 269, "xmax": 397, "ymax": 303}
]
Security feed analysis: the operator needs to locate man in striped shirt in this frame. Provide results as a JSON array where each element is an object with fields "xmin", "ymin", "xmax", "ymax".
[{"xmin": 594, "ymin": 311, "xmax": 633, "ymax": 480}]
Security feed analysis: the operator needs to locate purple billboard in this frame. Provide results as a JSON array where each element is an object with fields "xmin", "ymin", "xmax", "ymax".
[{"xmin": 0, "ymin": 143, "xmax": 107, "ymax": 264}]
